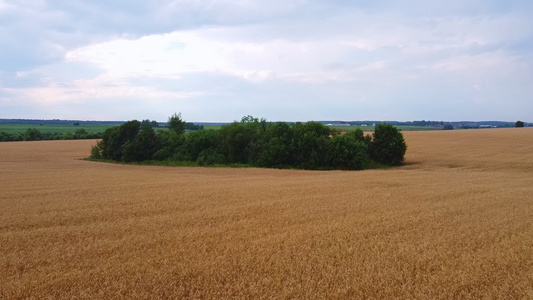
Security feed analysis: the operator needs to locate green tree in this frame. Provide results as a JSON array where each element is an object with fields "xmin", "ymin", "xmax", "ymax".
[
  {"xmin": 218, "ymin": 116, "xmax": 266, "ymax": 164},
  {"xmin": 515, "ymin": 121, "xmax": 525, "ymax": 127},
  {"xmin": 99, "ymin": 120, "xmax": 141, "ymax": 161},
  {"xmin": 370, "ymin": 124, "xmax": 407, "ymax": 166},
  {"xmin": 329, "ymin": 133, "xmax": 370, "ymax": 170},
  {"xmin": 291, "ymin": 122, "xmax": 333, "ymax": 169},
  {"xmin": 168, "ymin": 113, "xmax": 186, "ymax": 135},
  {"xmin": 152, "ymin": 130, "xmax": 186, "ymax": 161},
  {"xmin": 254, "ymin": 122, "xmax": 295, "ymax": 167},
  {"xmin": 184, "ymin": 129, "xmax": 219, "ymax": 161},
  {"xmin": 123, "ymin": 123, "xmax": 160, "ymax": 162}
]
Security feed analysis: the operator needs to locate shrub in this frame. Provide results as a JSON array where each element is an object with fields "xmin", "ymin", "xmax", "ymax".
[
  {"xmin": 197, "ymin": 148, "xmax": 225, "ymax": 166},
  {"xmin": 90, "ymin": 141, "xmax": 103, "ymax": 159}
]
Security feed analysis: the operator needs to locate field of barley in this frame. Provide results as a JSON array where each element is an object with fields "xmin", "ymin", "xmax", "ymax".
[{"xmin": 1, "ymin": 128, "xmax": 532, "ymax": 299}]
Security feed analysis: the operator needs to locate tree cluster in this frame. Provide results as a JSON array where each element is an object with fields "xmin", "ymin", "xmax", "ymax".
[
  {"xmin": 91, "ymin": 114, "xmax": 407, "ymax": 170},
  {"xmin": 442, "ymin": 124, "xmax": 454, "ymax": 130}
]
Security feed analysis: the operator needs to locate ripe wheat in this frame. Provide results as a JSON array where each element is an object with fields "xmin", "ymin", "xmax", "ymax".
[{"xmin": 1, "ymin": 129, "xmax": 532, "ymax": 299}]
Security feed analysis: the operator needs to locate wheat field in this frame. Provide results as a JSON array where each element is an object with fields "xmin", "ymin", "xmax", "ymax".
[{"xmin": 1, "ymin": 128, "xmax": 532, "ymax": 299}]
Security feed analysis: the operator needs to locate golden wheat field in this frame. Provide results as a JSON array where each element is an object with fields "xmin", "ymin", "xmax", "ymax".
[{"xmin": 1, "ymin": 128, "xmax": 532, "ymax": 299}]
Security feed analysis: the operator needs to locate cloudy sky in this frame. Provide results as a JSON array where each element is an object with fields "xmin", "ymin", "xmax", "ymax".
[{"xmin": 1, "ymin": 0, "xmax": 532, "ymax": 122}]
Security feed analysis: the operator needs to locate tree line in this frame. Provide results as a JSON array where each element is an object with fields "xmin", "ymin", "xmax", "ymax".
[
  {"xmin": 0, "ymin": 128, "xmax": 103, "ymax": 142},
  {"xmin": 0, "ymin": 118, "xmax": 204, "ymax": 142},
  {"xmin": 90, "ymin": 114, "xmax": 407, "ymax": 170}
]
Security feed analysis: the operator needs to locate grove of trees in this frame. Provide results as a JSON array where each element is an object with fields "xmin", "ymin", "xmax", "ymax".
[{"xmin": 90, "ymin": 114, "xmax": 407, "ymax": 170}]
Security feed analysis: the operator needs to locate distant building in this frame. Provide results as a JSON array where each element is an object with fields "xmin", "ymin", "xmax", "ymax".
[{"xmin": 327, "ymin": 123, "xmax": 351, "ymax": 127}]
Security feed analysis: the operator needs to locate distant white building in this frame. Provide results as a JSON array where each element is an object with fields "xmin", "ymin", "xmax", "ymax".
[{"xmin": 327, "ymin": 123, "xmax": 351, "ymax": 127}]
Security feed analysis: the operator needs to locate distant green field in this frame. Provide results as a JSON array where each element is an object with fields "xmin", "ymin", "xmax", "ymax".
[
  {"xmin": 0, "ymin": 124, "xmax": 115, "ymax": 134},
  {"xmin": 0, "ymin": 123, "xmax": 442, "ymax": 135},
  {"xmin": 396, "ymin": 125, "xmax": 441, "ymax": 131},
  {"xmin": 203, "ymin": 125, "xmax": 223, "ymax": 130},
  {"xmin": 204, "ymin": 124, "xmax": 441, "ymax": 131}
]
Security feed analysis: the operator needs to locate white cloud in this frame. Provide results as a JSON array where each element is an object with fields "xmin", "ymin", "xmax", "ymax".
[
  {"xmin": 65, "ymin": 29, "xmax": 366, "ymax": 83},
  {"xmin": 1, "ymin": 0, "xmax": 533, "ymax": 121},
  {"xmin": 3, "ymin": 74, "xmax": 202, "ymax": 105}
]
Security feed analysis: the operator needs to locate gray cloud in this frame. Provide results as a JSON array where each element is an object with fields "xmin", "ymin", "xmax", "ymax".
[{"xmin": 1, "ymin": 0, "xmax": 532, "ymax": 121}]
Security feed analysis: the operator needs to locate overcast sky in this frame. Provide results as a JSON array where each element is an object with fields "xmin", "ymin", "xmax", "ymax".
[{"xmin": 1, "ymin": 0, "xmax": 532, "ymax": 122}]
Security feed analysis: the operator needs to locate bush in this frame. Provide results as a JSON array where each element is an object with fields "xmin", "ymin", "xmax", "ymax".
[
  {"xmin": 197, "ymin": 148, "xmax": 225, "ymax": 166},
  {"xmin": 90, "ymin": 141, "xmax": 103, "ymax": 159}
]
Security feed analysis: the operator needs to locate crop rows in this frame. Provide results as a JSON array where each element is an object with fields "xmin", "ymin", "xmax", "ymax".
[{"xmin": 1, "ymin": 129, "xmax": 532, "ymax": 299}]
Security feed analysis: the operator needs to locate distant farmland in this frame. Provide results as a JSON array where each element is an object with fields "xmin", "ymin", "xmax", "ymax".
[
  {"xmin": 1, "ymin": 128, "xmax": 532, "ymax": 299},
  {"xmin": 0, "ymin": 124, "xmax": 114, "ymax": 134},
  {"xmin": 203, "ymin": 124, "xmax": 442, "ymax": 131},
  {"xmin": 330, "ymin": 125, "xmax": 441, "ymax": 131},
  {"xmin": 0, "ymin": 123, "xmax": 448, "ymax": 135}
]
